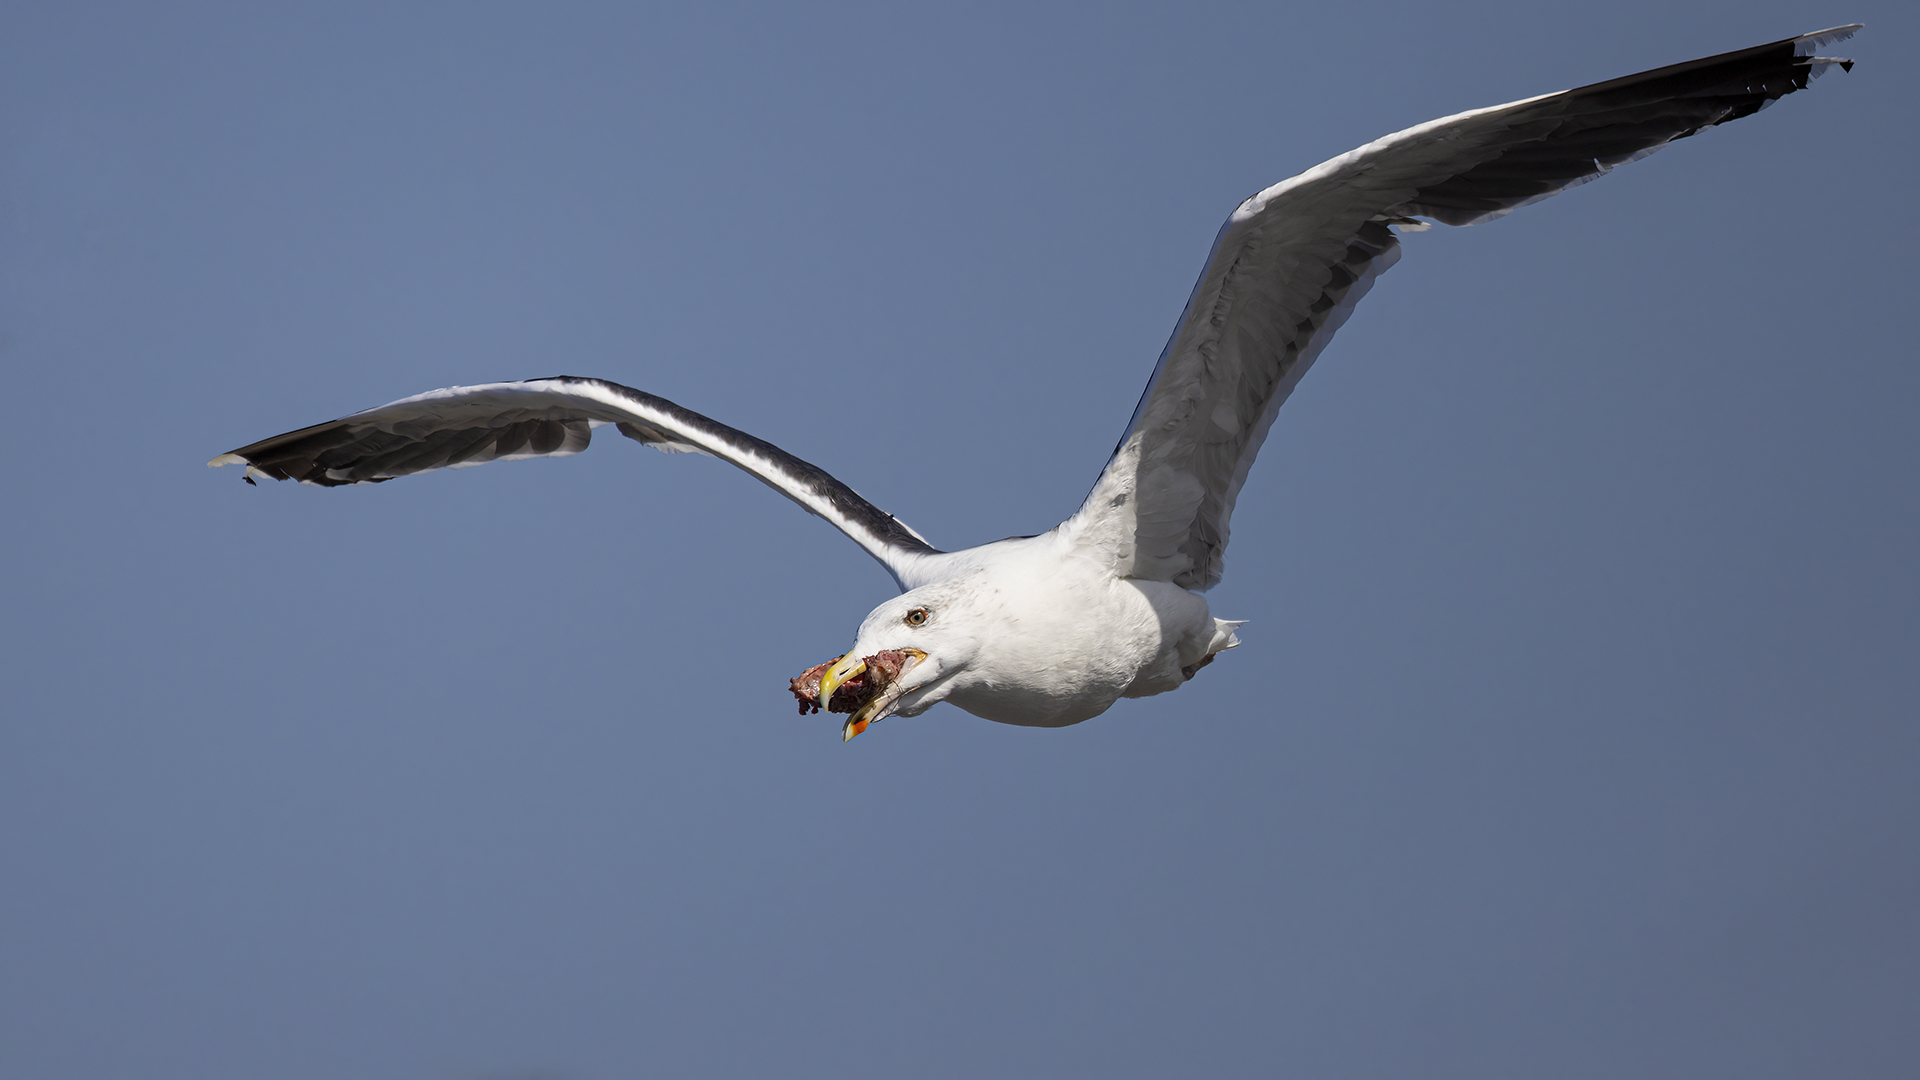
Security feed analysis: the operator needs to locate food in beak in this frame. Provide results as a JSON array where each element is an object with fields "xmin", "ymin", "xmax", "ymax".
[
  {"xmin": 789, "ymin": 649, "xmax": 916, "ymax": 715},
  {"xmin": 788, "ymin": 649, "xmax": 923, "ymax": 739}
]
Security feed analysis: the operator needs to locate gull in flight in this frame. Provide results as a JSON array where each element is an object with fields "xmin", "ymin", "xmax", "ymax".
[{"xmin": 213, "ymin": 27, "xmax": 1859, "ymax": 740}]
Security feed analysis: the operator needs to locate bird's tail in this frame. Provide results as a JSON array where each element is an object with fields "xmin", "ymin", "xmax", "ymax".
[{"xmin": 1210, "ymin": 619, "xmax": 1246, "ymax": 653}]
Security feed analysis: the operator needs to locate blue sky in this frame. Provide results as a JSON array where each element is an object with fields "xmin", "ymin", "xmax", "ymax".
[{"xmin": 3, "ymin": 2, "xmax": 1914, "ymax": 1077}]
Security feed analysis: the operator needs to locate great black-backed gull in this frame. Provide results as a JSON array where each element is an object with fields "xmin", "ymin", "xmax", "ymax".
[{"xmin": 213, "ymin": 27, "xmax": 1858, "ymax": 740}]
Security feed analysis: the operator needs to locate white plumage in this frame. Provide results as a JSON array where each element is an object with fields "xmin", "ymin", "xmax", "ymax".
[{"xmin": 212, "ymin": 27, "xmax": 1857, "ymax": 740}]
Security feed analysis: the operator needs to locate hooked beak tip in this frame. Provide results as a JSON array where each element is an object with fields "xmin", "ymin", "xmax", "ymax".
[{"xmin": 816, "ymin": 652, "xmax": 866, "ymax": 715}]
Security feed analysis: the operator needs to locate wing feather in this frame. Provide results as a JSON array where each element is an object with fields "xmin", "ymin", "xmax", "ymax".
[
  {"xmin": 1064, "ymin": 26, "xmax": 1858, "ymax": 590},
  {"xmin": 211, "ymin": 376, "xmax": 941, "ymax": 587}
]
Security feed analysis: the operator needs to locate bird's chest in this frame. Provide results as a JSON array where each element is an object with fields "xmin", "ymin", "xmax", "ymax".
[{"xmin": 945, "ymin": 575, "xmax": 1183, "ymax": 728}]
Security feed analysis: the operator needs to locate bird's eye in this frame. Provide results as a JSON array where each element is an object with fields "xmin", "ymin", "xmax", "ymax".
[{"xmin": 904, "ymin": 607, "xmax": 929, "ymax": 627}]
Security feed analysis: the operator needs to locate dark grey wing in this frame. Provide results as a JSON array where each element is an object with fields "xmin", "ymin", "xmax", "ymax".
[
  {"xmin": 1064, "ymin": 25, "xmax": 1859, "ymax": 590},
  {"xmin": 211, "ymin": 376, "xmax": 942, "ymax": 587}
]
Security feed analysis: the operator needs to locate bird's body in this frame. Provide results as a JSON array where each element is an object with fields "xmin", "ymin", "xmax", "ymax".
[
  {"xmin": 841, "ymin": 532, "xmax": 1241, "ymax": 729},
  {"xmin": 212, "ymin": 27, "xmax": 1858, "ymax": 740}
]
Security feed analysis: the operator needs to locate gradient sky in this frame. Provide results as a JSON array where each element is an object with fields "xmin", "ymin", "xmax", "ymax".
[{"xmin": 3, "ymin": 2, "xmax": 1915, "ymax": 1078}]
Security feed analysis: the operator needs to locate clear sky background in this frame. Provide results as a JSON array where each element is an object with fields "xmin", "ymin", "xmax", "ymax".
[{"xmin": 3, "ymin": 2, "xmax": 1914, "ymax": 1078}]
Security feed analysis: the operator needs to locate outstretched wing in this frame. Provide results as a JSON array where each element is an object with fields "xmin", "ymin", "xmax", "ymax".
[
  {"xmin": 210, "ymin": 376, "xmax": 942, "ymax": 587},
  {"xmin": 1064, "ymin": 25, "xmax": 1859, "ymax": 591}
]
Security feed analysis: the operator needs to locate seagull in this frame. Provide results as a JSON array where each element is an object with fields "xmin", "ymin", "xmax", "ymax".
[{"xmin": 213, "ymin": 27, "xmax": 1858, "ymax": 741}]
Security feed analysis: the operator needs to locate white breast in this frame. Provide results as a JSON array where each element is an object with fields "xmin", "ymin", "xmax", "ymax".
[{"xmin": 936, "ymin": 537, "xmax": 1224, "ymax": 728}]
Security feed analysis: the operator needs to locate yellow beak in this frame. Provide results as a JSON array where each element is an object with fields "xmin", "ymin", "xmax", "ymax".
[
  {"xmin": 816, "ymin": 652, "xmax": 867, "ymax": 716},
  {"xmin": 815, "ymin": 648, "xmax": 927, "ymax": 742}
]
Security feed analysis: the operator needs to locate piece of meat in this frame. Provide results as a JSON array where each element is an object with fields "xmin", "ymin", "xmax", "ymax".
[
  {"xmin": 788, "ymin": 650, "xmax": 915, "ymax": 716},
  {"xmin": 789, "ymin": 660, "xmax": 836, "ymax": 715}
]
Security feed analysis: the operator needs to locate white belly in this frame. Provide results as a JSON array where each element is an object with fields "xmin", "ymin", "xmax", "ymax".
[{"xmin": 942, "ymin": 572, "xmax": 1220, "ymax": 728}]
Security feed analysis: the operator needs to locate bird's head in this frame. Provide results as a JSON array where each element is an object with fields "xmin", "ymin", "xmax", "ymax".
[{"xmin": 796, "ymin": 583, "xmax": 983, "ymax": 741}]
